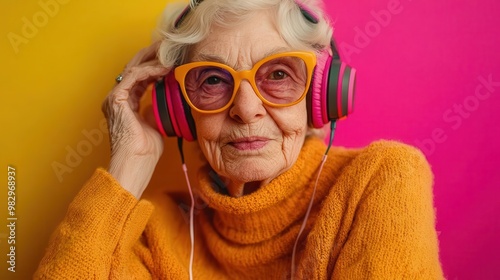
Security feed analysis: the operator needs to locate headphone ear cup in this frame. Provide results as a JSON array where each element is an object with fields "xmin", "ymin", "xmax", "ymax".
[
  {"xmin": 309, "ymin": 51, "xmax": 332, "ymax": 128},
  {"xmin": 152, "ymin": 75, "xmax": 176, "ymax": 137},
  {"xmin": 152, "ymin": 72, "xmax": 197, "ymax": 141},
  {"xmin": 326, "ymin": 59, "xmax": 356, "ymax": 121}
]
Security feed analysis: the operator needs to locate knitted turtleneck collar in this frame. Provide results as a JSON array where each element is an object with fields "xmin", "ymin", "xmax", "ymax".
[{"xmin": 195, "ymin": 137, "xmax": 333, "ymax": 267}]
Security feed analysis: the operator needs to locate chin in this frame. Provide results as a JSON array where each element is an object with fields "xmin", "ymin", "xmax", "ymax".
[{"xmin": 222, "ymin": 158, "xmax": 284, "ymax": 184}]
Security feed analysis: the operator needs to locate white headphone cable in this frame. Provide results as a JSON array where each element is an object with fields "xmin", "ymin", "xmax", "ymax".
[{"xmin": 178, "ymin": 138, "xmax": 195, "ymax": 280}]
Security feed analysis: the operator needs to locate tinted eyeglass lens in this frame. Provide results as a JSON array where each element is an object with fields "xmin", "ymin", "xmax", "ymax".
[
  {"xmin": 256, "ymin": 56, "xmax": 308, "ymax": 105},
  {"xmin": 184, "ymin": 66, "xmax": 234, "ymax": 111}
]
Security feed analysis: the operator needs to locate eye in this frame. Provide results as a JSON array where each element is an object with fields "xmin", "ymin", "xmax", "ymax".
[
  {"xmin": 206, "ymin": 76, "xmax": 221, "ymax": 85},
  {"xmin": 268, "ymin": 70, "xmax": 289, "ymax": 80}
]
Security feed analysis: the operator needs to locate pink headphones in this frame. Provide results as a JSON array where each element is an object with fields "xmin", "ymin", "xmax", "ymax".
[{"xmin": 152, "ymin": 1, "xmax": 357, "ymax": 141}]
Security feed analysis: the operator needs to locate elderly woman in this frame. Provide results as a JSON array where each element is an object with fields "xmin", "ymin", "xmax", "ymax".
[{"xmin": 35, "ymin": 0, "xmax": 443, "ymax": 279}]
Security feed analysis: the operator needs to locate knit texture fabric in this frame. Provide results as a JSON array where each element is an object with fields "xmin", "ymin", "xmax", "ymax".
[{"xmin": 35, "ymin": 138, "xmax": 444, "ymax": 279}]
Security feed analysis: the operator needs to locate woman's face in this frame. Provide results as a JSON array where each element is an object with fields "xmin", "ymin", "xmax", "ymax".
[{"xmin": 188, "ymin": 11, "xmax": 309, "ymax": 196}]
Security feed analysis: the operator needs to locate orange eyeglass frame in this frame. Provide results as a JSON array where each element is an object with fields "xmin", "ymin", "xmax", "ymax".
[{"xmin": 174, "ymin": 51, "xmax": 317, "ymax": 114}]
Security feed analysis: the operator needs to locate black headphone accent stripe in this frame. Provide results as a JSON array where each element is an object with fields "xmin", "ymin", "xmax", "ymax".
[{"xmin": 155, "ymin": 78, "xmax": 176, "ymax": 137}]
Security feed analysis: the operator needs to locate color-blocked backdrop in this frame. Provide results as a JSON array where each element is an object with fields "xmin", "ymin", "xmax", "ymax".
[{"xmin": 1, "ymin": 0, "xmax": 498, "ymax": 279}]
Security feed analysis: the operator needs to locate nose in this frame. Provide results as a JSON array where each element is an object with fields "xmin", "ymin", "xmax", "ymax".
[{"xmin": 229, "ymin": 80, "xmax": 266, "ymax": 123}]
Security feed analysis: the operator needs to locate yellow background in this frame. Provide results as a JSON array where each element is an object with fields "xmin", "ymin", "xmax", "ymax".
[{"xmin": 0, "ymin": 0, "xmax": 205, "ymax": 278}]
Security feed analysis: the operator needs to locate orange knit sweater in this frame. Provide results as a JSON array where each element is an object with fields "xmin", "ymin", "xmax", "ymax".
[{"xmin": 35, "ymin": 138, "xmax": 444, "ymax": 279}]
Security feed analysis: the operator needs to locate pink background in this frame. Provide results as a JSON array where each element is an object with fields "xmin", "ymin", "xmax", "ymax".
[{"xmin": 325, "ymin": 0, "xmax": 500, "ymax": 278}]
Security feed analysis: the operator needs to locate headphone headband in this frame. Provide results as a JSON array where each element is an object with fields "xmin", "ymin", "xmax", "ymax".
[
  {"xmin": 175, "ymin": 0, "xmax": 341, "ymax": 59},
  {"xmin": 175, "ymin": 1, "xmax": 320, "ymax": 29}
]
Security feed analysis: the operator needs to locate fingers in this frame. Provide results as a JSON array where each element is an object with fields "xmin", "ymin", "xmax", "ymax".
[
  {"xmin": 118, "ymin": 65, "xmax": 170, "ymax": 110},
  {"xmin": 118, "ymin": 64, "xmax": 168, "ymax": 91},
  {"xmin": 102, "ymin": 66, "xmax": 169, "ymax": 130}
]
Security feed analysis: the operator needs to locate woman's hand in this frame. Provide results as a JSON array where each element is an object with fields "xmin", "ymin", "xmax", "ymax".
[{"xmin": 102, "ymin": 42, "xmax": 170, "ymax": 199}]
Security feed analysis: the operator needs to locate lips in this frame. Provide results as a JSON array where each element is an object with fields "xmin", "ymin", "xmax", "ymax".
[{"xmin": 229, "ymin": 137, "xmax": 269, "ymax": 150}]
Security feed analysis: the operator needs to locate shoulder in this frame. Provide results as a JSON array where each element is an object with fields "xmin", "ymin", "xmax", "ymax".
[
  {"xmin": 361, "ymin": 140, "xmax": 433, "ymax": 205},
  {"xmin": 327, "ymin": 140, "xmax": 433, "ymax": 201},
  {"xmin": 331, "ymin": 140, "xmax": 431, "ymax": 178},
  {"xmin": 360, "ymin": 140, "xmax": 432, "ymax": 180},
  {"xmin": 360, "ymin": 140, "xmax": 430, "ymax": 170},
  {"xmin": 304, "ymin": 138, "xmax": 433, "ymax": 194}
]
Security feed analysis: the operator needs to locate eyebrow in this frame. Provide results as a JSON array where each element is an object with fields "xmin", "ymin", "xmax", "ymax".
[
  {"xmin": 194, "ymin": 53, "xmax": 226, "ymax": 64},
  {"xmin": 192, "ymin": 46, "xmax": 291, "ymax": 66},
  {"xmin": 262, "ymin": 47, "xmax": 291, "ymax": 59}
]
